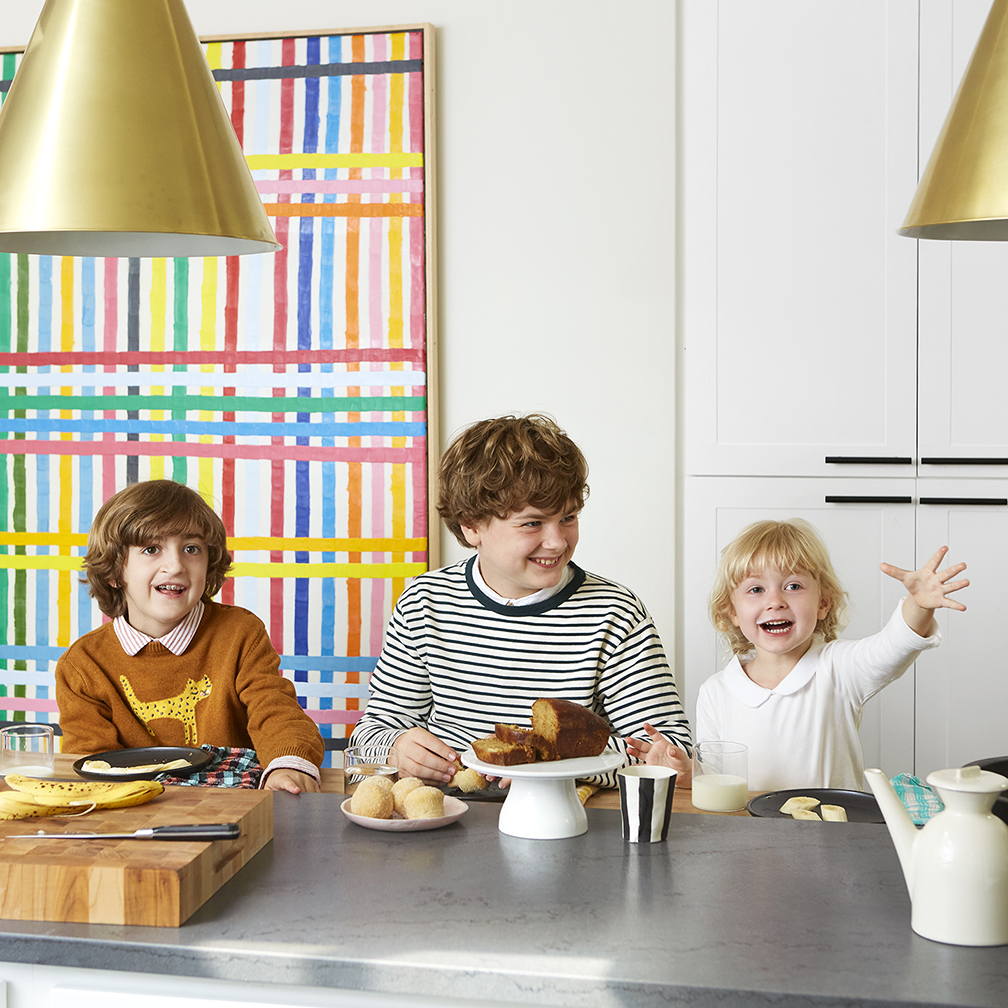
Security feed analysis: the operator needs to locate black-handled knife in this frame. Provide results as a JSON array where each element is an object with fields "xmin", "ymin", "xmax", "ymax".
[{"xmin": 3, "ymin": 822, "xmax": 240, "ymax": 841}]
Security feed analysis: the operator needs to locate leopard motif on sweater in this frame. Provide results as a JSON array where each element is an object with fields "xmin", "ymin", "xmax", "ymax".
[{"xmin": 119, "ymin": 674, "xmax": 213, "ymax": 745}]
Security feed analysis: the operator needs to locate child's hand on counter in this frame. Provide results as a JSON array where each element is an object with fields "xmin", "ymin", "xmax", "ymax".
[{"xmin": 263, "ymin": 768, "xmax": 321, "ymax": 793}]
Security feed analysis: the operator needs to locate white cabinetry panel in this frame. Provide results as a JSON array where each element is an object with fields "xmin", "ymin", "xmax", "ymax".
[
  {"xmin": 683, "ymin": 0, "xmax": 919, "ymax": 477},
  {"xmin": 914, "ymin": 482, "xmax": 1008, "ymax": 776},
  {"xmin": 683, "ymin": 477, "xmax": 917, "ymax": 777}
]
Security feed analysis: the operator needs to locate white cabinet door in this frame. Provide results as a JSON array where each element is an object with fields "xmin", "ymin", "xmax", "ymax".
[
  {"xmin": 914, "ymin": 481, "xmax": 1008, "ymax": 776},
  {"xmin": 682, "ymin": 0, "xmax": 919, "ymax": 478},
  {"xmin": 918, "ymin": 0, "xmax": 1008, "ymax": 468},
  {"xmin": 683, "ymin": 477, "xmax": 918, "ymax": 777}
]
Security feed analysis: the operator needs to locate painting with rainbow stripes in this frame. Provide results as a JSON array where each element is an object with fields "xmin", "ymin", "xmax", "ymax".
[{"xmin": 0, "ymin": 27, "xmax": 434, "ymax": 764}]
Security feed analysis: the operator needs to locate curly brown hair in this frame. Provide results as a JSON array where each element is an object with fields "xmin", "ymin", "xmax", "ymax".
[
  {"xmin": 82, "ymin": 480, "xmax": 232, "ymax": 618},
  {"xmin": 708, "ymin": 518, "xmax": 850, "ymax": 657},
  {"xmin": 437, "ymin": 414, "xmax": 590, "ymax": 547}
]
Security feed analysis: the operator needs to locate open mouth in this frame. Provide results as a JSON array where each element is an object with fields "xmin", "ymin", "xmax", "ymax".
[
  {"xmin": 531, "ymin": 557, "xmax": 562, "ymax": 568},
  {"xmin": 759, "ymin": 619, "xmax": 793, "ymax": 635},
  {"xmin": 155, "ymin": 584, "xmax": 187, "ymax": 597}
]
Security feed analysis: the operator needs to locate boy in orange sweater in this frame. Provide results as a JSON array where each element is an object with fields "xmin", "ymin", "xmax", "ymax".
[{"xmin": 55, "ymin": 480, "xmax": 323, "ymax": 793}]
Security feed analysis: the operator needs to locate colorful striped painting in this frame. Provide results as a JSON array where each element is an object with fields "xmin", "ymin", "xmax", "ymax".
[{"xmin": 0, "ymin": 28, "xmax": 434, "ymax": 764}]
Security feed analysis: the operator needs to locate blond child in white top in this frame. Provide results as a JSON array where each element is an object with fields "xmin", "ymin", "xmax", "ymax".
[{"xmin": 627, "ymin": 519, "xmax": 968, "ymax": 790}]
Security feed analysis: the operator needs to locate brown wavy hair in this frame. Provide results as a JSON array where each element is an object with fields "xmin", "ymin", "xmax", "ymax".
[
  {"xmin": 82, "ymin": 480, "xmax": 232, "ymax": 617},
  {"xmin": 708, "ymin": 519, "xmax": 850, "ymax": 657},
  {"xmin": 437, "ymin": 414, "xmax": 589, "ymax": 547}
]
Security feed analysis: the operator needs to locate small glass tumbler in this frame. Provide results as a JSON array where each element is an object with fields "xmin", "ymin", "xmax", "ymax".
[
  {"xmin": 691, "ymin": 741, "xmax": 749, "ymax": 812},
  {"xmin": 342, "ymin": 744, "xmax": 397, "ymax": 796},
  {"xmin": 1, "ymin": 723, "xmax": 55, "ymax": 778}
]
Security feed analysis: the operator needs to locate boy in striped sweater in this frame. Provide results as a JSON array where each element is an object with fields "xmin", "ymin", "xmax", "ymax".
[{"xmin": 350, "ymin": 414, "xmax": 692, "ymax": 787}]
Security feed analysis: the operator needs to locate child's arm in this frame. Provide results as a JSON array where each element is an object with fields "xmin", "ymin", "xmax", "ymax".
[
  {"xmin": 626, "ymin": 723, "xmax": 693, "ymax": 787},
  {"xmin": 879, "ymin": 545, "xmax": 969, "ymax": 638}
]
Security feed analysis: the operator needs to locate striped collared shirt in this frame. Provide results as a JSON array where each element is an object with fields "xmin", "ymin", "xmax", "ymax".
[{"xmin": 113, "ymin": 601, "xmax": 205, "ymax": 656}]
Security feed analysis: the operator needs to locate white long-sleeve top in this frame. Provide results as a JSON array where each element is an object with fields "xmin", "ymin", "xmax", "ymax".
[
  {"xmin": 351, "ymin": 558, "xmax": 691, "ymax": 786},
  {"xmin": 696, "ymin": 601, "xmax": 940, "ymax": 791}
]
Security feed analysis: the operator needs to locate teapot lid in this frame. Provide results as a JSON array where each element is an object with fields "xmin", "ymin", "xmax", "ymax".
[{"xmin": 926, "ymin": 765, "xmax": 1008, "ymax": 794}]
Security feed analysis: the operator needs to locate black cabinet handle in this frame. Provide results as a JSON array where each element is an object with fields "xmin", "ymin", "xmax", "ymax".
[
  {"xmin": 920, "ymin": 457, "xmax": 1008, "ymax": 465},
  {"xmin": 824, "ymin": 496, "xmax": 914, "ymax": 504},
  {"xmin": 825, "ymin": 456, "xmax": 913, "ymax": 465},
  {"xmin": 919, "ymin": 497, "xmax": 1008, "ymax": 506}
]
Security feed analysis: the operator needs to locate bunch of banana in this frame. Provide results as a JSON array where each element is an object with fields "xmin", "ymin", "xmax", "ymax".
[{"xmin": 0, "ymin": 774, "xmax": 163, "ymax": 820}]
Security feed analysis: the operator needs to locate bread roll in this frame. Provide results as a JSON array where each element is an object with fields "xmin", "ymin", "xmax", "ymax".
[
  {"xmin": 391, "ymin": 776, "xmax": 424, "ymax": 815},
  {"xmin": 403, "ymin": 785, "xmax": 445, "ymax": 819},
  {"xmin": 350, "ymin": 778, "xmax": 394, "ymax": 818},
  {"xmin": 450, "ymin": 762, "xmax": 488, "ymax": 792}
]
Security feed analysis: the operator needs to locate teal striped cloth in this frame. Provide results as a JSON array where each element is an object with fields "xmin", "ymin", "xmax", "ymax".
[{"xmin": 892, "ymin": 773, "xmax": 944, "ymax": 825}]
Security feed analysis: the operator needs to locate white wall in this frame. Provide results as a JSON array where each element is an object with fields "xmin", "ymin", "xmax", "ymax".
[{"xmin": 0, "ymin": 1, "xmax": 678, "ymax": 657}]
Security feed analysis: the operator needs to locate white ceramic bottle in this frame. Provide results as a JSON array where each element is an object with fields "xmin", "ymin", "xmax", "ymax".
[{"xmin": 866, "ymin": 765, "xmax": 1008, "ymax": 946}]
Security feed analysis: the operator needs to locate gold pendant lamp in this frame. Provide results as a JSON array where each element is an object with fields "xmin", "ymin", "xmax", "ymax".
[
  {"xmin": 901, "ymin": 0, "xmax": 1008, "ymax": 240},
  {"xmin": 0, "ymin": 0, "xmax": 279, "ymax": 257}
]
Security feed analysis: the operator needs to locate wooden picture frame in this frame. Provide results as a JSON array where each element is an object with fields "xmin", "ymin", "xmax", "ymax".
[{"xmin": 0, "ymin": 24, "xmax": 437, "ymax": 759}]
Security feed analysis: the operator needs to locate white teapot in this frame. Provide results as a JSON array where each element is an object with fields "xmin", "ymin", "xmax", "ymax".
[{"xmin": 865, "ymin": 765, "xmax": 1008, "ymax": 946}]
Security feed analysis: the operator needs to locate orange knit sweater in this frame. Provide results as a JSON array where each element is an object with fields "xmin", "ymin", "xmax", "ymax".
[{"xmin": 55, "ymin": 601, "xmax": 324, "ymax": 768}]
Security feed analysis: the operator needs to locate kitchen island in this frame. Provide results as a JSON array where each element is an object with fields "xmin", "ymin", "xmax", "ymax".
[{"xmin": 1, "ymin": 790, "xmax": 1007, "ymax": 1007}]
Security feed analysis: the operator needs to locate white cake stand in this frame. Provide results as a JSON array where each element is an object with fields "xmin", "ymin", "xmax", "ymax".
[{"xmin": 460, "ymin": 747, "xmax": 624, "ymax": 839}]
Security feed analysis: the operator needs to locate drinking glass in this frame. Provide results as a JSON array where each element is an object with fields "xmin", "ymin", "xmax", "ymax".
[
  {"xmin": 1, "ymin": 723, "xmax": 55, "ymax": 778},
  {"xmin": 342, "ymin": 745, "xmax": 397, "ymax": 796},
  {"xmin": 691, "ymin": 741, "xmax": 748, "ymax": 812}
]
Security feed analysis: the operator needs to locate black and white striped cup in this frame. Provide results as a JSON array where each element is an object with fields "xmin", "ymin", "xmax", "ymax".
[{"xmin": 618, "ymin": 765, "xmax": 676, "ymax": 842}]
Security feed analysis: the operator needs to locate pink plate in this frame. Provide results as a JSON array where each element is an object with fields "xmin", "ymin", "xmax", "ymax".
[{"xmin": 340, "ymin": 795, "xmax": 468, "ymax": 832}]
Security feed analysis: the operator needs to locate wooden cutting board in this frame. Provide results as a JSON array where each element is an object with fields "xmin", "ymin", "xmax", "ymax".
[{"xmin": 0, "ymin": 783, "xmax": 272, "ymax": 926}]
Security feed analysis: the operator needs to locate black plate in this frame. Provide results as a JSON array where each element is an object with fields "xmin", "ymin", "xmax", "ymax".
[
  {"xmin": 440, "ymin": 780, "xmax": 509, "ymax": 802},
  {"xmin": 747, "ymin": 787, "xmax": 884, "ymax": 823},
  {"xmin": 73, "ymin": 746, "xmax": 212, "ymax": 782}
]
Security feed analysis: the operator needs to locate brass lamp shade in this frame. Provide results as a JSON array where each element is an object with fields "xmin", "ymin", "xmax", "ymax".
[
  {"xmin": 901, "ymin": 0, "xmax": 1008, "ymax": 240},
  {"xmin": 0, "ymin": 0, "xmax": 280, "ymax": 257}
]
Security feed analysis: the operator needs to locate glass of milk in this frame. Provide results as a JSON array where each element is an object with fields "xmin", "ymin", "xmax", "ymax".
[
  {"xmin": 1, "ymin": 723, "xmax": 55, "ymax": 777},
  {"xmin": 691, "ymin": 741, "xmax": 748, "ymax": 812}
]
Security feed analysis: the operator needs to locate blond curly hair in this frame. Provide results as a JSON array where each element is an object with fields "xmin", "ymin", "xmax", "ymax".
[{"xmin": 708, "ymin": 519, "xmax": 850, "ymax": 657}]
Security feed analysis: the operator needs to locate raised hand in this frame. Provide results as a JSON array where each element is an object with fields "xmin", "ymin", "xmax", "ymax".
[
  {"xmin": 880, "ymin": 546, "xmax": 968, "ymax": 636},
  {"xmin": 625, "ymin": 722, "xmax": 693, "ymax": 787}
]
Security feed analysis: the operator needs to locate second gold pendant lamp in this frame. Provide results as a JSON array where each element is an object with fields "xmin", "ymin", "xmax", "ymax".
[
  {"xmin": 0, "ymin": 0, "xmax": 280, "ymax": 257},
  {"xmin": 901, "ymin": 0, "xmax": 1008, "ymax": 240}
]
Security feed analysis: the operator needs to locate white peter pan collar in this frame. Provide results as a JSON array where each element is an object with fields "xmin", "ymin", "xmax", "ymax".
[{"xmin": 722, "ymin": 641, "xmax": 826, "ymax": 708}]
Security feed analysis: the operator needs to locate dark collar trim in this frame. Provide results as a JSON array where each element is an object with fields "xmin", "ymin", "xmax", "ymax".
[{"xmin": 464, "ymin": 556, "xmax": 586, "ymax": 616}]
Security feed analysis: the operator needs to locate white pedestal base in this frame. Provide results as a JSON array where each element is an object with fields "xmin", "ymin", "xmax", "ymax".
[{"xmin": 497, "ymin": 775, "xmax": 587, "ymax": 839}]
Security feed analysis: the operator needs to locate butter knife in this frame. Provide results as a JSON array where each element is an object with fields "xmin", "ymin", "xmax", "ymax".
[{"xmin": 3, "ymin": 823, "xmax": 240, "ymax": 840}]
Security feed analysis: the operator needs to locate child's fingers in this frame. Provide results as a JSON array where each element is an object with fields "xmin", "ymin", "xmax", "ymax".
[
  {"xmin": 879, "ymin": 561, "xmax": 909, "ymax": 580},
  {"xmin": 923, "ymin": 545, "xmax": 950, "ymax": 570},
  {"xmin": 643, "ymin": 722, "xmax": 670, "ymax": 744},
  {"xmin": 937, "ymin": 562, "xmax": 968, "ymax": 582}
]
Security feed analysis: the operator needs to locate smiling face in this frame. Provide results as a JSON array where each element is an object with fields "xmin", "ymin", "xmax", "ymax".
[
  {"xmin": 729, "ymin": 565, "xmax": 831, "ymax": 670},
  {"xmin": 117, "ymin": 534, "xmax": 209, "ymax": 638},
  {"xmin": 461, "ymin": 504, "xmax": 579, "ymax": 600}
]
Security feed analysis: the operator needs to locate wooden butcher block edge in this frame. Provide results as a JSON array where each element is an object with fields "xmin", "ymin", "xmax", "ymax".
[{"xmin": 0, "ymin": 783, "xmax": 273, "ymax": 927}]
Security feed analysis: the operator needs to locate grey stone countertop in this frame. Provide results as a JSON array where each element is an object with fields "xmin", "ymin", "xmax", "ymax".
[{"xmin": 1, "ymin": 794, "xmax": 1007, "ymax": 1008}]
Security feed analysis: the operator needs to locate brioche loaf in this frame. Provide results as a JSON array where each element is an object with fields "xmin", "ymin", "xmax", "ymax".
[
  {"xmin": 531, "ymin": 697, "xmax": 609, "ymax": 759},
  {"xmin": 473, "ymin": 698, "xmax": 611, "ymax": 765},
  {"xmin": 472, "ymin": 735, "xmax": 536, "ymax": 765},
  {"xmin": 494, "ymin": 722, "xmax": 555, "ymax": 760}
]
